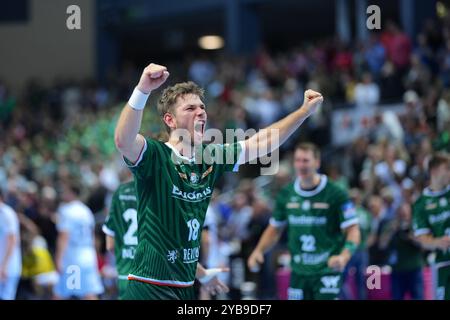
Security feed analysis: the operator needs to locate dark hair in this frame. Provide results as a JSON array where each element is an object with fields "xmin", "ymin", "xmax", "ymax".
[
  {"xmin": 428, "ymin": 152, "xmax": 450, "ymax": 171},
  {"xmin": 295, "ymin": 142, "xmax": 321, "ymax": 160}
]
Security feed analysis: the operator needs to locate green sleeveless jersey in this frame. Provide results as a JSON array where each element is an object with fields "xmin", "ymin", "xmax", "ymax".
[
  {"xmin": 103, "ymin": 181, "xmax": 138, "ymax": 284},
  {"xmin": 413, "ymin": 185, "xmax": 450, "ymax": 264},
  {"xmin": 124, "ymin": 138, "xmax": 242, "ymax": 286},
  {"xmin": 270, "ymin": 175, "xmax": 358, "ymax": 276}
]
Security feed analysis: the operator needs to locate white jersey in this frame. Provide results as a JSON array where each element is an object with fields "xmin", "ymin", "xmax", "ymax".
[
  {"xmin": 57, "ymin": 200, "xmax": 98, "ymax": 268},
  {"xmin": 0, "ymin": 203, "xmax": 22, "ymax": 277}
]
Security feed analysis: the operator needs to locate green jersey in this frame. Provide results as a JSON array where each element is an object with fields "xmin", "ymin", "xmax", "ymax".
[
  {"xmin": 103, "ymin": 181, "xmax": 137, "ymax": 285},
  {"xmin": 271, "ymin": 175, "xmax": 359, "ymax": 276},
  {"xmin": 413, "ymin": 185, "xmax": 450, "ymax": 264},
  {"xmin": 124, "ymin": 138, "xmax": 242, "ymax": 286}
]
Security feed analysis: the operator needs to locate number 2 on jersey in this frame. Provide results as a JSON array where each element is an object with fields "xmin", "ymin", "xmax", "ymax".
[
  {"xmin": 300, "ymin": 235, "xmax": 316, "ymax": 252},
  {"xmin": 123, "ymin": 209, "xmax": 138, "ymax": 245}
]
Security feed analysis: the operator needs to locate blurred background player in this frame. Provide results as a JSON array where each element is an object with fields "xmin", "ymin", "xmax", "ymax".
[
  {"xmin": 248, "ymin": 143, "xmax": 360, "ymax": 300},
  {"xmin": 413, "ymin": 153, "xmax": 450, "ymax": 300},
  {"xmin": 53, "ymin": 182, "xmax": 104, "ymax": 300},
  {"xmin": 103, "ymin": 171, "xmax": 137, "ymax": 299},
  {"xmin": 0, "ymin": 190, "xmax": 22, "ymax": 300}
]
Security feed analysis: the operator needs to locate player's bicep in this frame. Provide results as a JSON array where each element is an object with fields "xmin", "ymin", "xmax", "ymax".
[{"xmin": 121, "ymin": 134, "xmax": 146, "ymax": 165}]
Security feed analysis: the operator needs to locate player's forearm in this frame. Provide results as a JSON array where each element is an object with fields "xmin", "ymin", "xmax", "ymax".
[
  {"xmin": 417, "ymin": 234, "xmax": 444, "ymax": 250},
  {"xmin": 114, "ymin": 103, "xmax": 144, "ymax": 151},
  {"xmin": 255, "ymin": 225, "xmax": 283, "ymax": 254},
  {"xmin": 196, "ymin": 263, "xmax": 207, "ymax": 278},
  {"xmin": 246, "ymin": 108, "xmax": 310, "ymax": 160},
  {"xmin": 340, "ymin": 225, "xmax": 361, "ymax": 258}
]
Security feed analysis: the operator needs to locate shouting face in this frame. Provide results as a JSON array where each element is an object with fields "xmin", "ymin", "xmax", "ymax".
[{"xmin": 164, "ymin": 93, "xmax": 207, "ymax": 146}]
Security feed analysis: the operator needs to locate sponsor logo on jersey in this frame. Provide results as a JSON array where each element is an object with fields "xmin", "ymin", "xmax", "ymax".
[
  {"xmin": 342, "ymin": 201, "xmax": 357, "ymax": 220},
  {"xmin": 167, "ymin": 250, "xmax": 178, "ymax": 264},
  {"xmin": 172, "ymin": 185, "xmax": 212, "ymax": 202},
  {"xmin": 312, "ymin": 202, "xmax": 330, "ymax": 209},
  {"xmin": 288, "ymin": 288, "xmax": 304, "ymax": 300},
  {"xmin": 288, "ymin": 215, "xmax": 327, "ymax": 225},
  {"xmin": 286, "ymin": 202, "xmax": 300, "ymax": 209},
  {"xmin": 119, "ymin": 195, "xmax": 137, "ymax": 201},
  {"xmin": 300, "ymin": 252, "xmax": 330, "ymax": 265},
  {"xmin": 428, "ymin": 211, "xmax": 450, "ymax": 225},
  {"xmin": 320, "ymin": 275, "xmax": 341, "ymax": 294},
  {"xmin": 183, "ymin": 246, "xmax": 200, "ymax": 264}
]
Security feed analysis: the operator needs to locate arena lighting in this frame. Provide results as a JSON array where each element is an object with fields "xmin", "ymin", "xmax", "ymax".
[
  {"xmin": 198, "ymin": 35, "xmax": 224, "ymax": 50},
  {"xmin": 437, "ymin": 2, "xmax": 448, "ymax": 18}
]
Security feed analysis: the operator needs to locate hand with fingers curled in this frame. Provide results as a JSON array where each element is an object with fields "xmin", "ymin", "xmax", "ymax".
[
  {"xmin": 197, "ymin": 267, "xmax": 230, "ymax": 296},
  {"xmin": 301, "ymin": 89, "xmax": 324, "ymax": 116}
]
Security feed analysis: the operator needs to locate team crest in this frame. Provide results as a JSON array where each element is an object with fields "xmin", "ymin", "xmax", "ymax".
[
  {"xmin": 439, "ymin": 197, "xmax": 448, "ymax": 207},
  {"xmin": 190, "ymin": 173, "xmax": 199, "ymax": 184},
  {"xmin": 302, "ymin": 200, "xmax": 311, "ymax": 211}
]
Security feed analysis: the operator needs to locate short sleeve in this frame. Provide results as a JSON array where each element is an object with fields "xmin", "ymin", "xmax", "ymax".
[
  {"xmin": 412, "ymin": 200, "xmax": 430, "ymax": 236},
  {"xmin": 56, "ymin": 209, "xmax": 71, "ymax": 233},
  {"xmin": 123, "ymin": 138, "xmax": 157, "ymax": 179},
  {"xmin": 335, "ymin": 189, "xmax": 359, "ymax": 230},
  {"xmin": 269, "ymin": 190, "xmax": 288, "ymax": 228}
]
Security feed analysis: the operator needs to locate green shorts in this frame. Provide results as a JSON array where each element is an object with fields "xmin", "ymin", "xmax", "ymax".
[
  {"xmin": 288, "ymin": 272, "xmax": 343, "ymax": 300},
  {"xmin": 118, "ymin": 279, "xmax": 129, "ymax": 300},
  {"xmin": 123, "ymin": 279, "xmax": 196, "ymax": 300},
  {"xmin": 436, "ymin": 264, "xmax": 450, "ymax": 300}
]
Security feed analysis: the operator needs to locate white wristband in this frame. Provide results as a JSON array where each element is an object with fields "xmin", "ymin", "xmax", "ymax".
[
  {"xmin": 128, "ymin": 87, "xmax": 150, "ymax": 110},
  {"xmin": 198, "ymin": 268, "xmax": 224, "ymax": 284}
]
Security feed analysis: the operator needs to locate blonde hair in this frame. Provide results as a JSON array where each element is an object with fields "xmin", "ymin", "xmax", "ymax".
[{"xmin": 157, "ymin": 81, "xmax": 204, "ymax": 133}]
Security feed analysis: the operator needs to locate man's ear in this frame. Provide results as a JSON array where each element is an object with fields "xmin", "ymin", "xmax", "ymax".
[{"xmin": 163, "ymin": 113, "xmax": 176, "ymax": 131}]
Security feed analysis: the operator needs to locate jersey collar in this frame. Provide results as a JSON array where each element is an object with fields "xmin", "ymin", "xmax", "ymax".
[
  {"xmin": 423, "ymin": 184, "xmax": 450, "ymax": 197},
  {"xmin": 294, "ymin": 174, "xmax": 327, "ymax": 197},
  {"xmin": 164, "ymin": 142, "xmax": 196, "ymax": 163}
]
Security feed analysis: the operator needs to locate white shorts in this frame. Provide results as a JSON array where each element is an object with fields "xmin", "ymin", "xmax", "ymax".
[
  {"xmin": 54, "ymin": 266, "xmax": 104, "ymax": 299},
  {"xmin": 0, "ymin": 276, "xmax": 20, "ymax": 300}
]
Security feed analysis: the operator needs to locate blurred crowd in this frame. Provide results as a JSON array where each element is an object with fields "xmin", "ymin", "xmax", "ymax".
[{"xmin": 0, "ymin": 18, "xmax": 449, "ymax": 299}]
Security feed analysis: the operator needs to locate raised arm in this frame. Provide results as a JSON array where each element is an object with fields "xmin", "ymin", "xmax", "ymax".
[
  {"xmin": 114, "ymin": 63, "xmax": 170, "ymax": 162},
  {"xmin": 242, "ymin": 89, "xmax": 323, "ymax": 163}
]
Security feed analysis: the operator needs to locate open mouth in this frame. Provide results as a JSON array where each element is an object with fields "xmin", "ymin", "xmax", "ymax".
[{"xmin": 194, "ymin": 121, "xmax": 205, "ymax": 135}]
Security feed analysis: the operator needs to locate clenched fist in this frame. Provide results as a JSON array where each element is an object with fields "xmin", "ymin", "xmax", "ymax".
[
  {"xmin": 301, "ymin": 89, "xmax": 324, "ymax": 116},
  {"xmin": 137, "ymin": 63, "xmax": 170, "ymax": 94}
]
